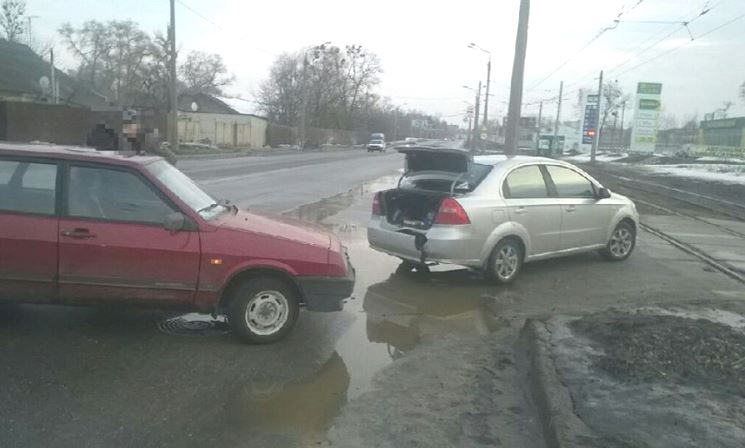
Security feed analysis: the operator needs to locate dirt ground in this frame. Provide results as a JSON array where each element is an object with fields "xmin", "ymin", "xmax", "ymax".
[
  {"xmin": 547, "ymin": 307, "xmax": 745, "ymax": 448},
  {"xmin": 571, "ymin": 311, "xmax": 745, "ymax": 397},
  {"xmin": 326, "ymin": 326, "xmax": 545, "ymax": 448}
]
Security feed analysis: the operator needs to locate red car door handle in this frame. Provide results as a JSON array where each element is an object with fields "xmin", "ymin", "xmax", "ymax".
[{"xmin": 61, "ymin": 228, "xmax": 96, "ymax": 239}]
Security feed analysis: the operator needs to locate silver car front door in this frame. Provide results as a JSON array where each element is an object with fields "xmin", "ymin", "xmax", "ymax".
[
  {"xmin": 545, "ymin": 165, "xmax": 611, "ymax": 250},
  {"xmin": 502, "ymin": 165, "xmax": 561, "ymax": 256}
]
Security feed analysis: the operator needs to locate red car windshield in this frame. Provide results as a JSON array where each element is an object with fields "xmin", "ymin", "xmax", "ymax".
[{"xmin": 146, "ymin": 160, "xmax": 225, "ymax": 220}]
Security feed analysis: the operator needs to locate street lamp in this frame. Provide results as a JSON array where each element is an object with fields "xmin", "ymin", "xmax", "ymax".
[
  {"xmin": 393, "ymin": 103, "xmax": 407, "ymax": 142},
  {"xmin": 468, "ymin": 43, "xmax": 492, "ymax": 133},
  {"xmin": 463, "ymin": 83, "xmax": 482, "ymax": 151}
]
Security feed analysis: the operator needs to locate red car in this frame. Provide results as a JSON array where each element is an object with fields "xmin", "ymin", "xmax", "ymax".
[{"xmin": 0, "ymin": 142, "xmax": 354, "ymax": 343}]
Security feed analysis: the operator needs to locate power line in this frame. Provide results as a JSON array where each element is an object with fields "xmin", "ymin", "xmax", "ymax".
[
  {"xmin": 526, "ymin": 1, "xmax": 651, "ymax": 92},
  {"xmin": 604, "ymin": 4, "xmax": 715, "ymax": 76},
  {"xmin": 552, "ymin": 6, "xmax": 745, "ymax": 111},
  {"xmin": 175, "ymin": 0, "xmax": 276, "ymax": 56},
  {"xmin": 613, "ymin": 9, "xmax": 745, "ymax": 78},
  {"xmin": 175, "ymin": 0, "xmax": 222, "ymax": 29}
]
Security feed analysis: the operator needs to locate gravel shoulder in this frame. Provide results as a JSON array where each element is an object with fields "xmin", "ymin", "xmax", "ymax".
[
  {"xmin": 326, "ymin": 324, "xmax": 545, "ymax": 448},
  {"xmin": 538, "ymin": 307, "xmax": 745, "ymax": 448}
]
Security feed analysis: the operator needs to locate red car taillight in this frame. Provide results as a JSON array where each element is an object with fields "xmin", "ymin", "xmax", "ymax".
[
  {"xmin": 372, "ymin": 192, "xmax": 383, "ymax": 216},
  {"xmin": 435, "ymin": 197, "xmax": 470, "ymax": 225}
]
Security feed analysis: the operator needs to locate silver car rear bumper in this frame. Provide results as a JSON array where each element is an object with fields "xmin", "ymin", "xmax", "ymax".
[{"xmin": 367, "ymin": 217, "xmax": 483, "ymax": 267}]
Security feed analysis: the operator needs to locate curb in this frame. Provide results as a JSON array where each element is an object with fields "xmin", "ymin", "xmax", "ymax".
[
  {"xmin": 176, "ymin": 146, "xmax": 364, "ymax": 160},
  {"xmin": 520, "ymin": 319, "xmax": 595, "ymax": 448}
]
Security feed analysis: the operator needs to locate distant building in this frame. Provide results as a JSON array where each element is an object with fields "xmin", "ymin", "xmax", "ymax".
[
  {"xmin": 690, "ymin": 116, "xmax": 745, "ymax": 158},
  {"xmin": 177, "ymin": 92, "xmax": 268, "ymax": 148}
]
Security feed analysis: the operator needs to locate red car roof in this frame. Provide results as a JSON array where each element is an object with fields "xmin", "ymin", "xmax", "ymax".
[{"xmin": 0, "ymin": 141, "xmax": 162, "ymax": 166}]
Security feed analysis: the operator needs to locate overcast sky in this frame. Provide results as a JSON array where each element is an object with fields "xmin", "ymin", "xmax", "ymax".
[{"xmin": 29, "ymin": 0, "xmax": 745, "ymax": 125}]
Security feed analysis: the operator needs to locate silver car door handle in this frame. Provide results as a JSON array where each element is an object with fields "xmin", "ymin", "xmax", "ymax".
[
  {"xmin": 514, "ymin": 206, "xmax": 527, "ymax": 215},
  {"xmin": 566, "ymin": 205, "xmax": 577, "ymax": 213}
]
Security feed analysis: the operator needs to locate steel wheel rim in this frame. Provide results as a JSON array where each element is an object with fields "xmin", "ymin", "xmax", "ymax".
[
  {"xmin": 610, "ymin": 227, "xmax": 633, "ymax": 257},
  {"xmin": 245, "ymin": 290, "xmax": 289, "ymax": 336},
  {"xmin": 494, "ymin": 245, "xmax": 519, "ymax": 280}
]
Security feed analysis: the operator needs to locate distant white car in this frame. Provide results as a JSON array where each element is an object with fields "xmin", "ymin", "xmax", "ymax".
[
  {"xmin": 367, "ymin": 139, "xmax": 385, "ymax": 152},
  {"xmin": 368, "ymin": 147, "xmax": 639, "ymax": 283}
]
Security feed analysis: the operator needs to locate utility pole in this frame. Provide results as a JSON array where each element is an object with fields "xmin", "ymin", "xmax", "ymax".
[
  {"xmin": 465, "ymin": 114, "xmax": 473, "ymax": 145},
  {"xmin": 590, "ymin": 70, "xmax": 603, "ymax": 163},
  {"xmin": 620, "ymin": 100, "xmax": 627, "ymax": 150},
  {"xmin": 393, "ymin": 109, "xmax": 398, "ymax": 142},
  {"xmin": 552, "ymin": 81, "xmax": 563, "ymax": 156},
  {"xmin": 26, "ymin": 16, "xmax": 39, "ymax": 46},
  {"xmin": 168, "ymin": 0, "xmax": 179, "ymax": 153},
  {"xmin": 483, "ymin": 57, "xmax": 491, "ymax": 130},
  {"xmin": 49, "ymin": 48, "xmax": 56, "ymax": 104},
  {"xmin": 535, "ymin": 100, "xmax": 543, "ymax": 153},
  {"xmin": 504, "ymin": 0, "xmax": 530, "ymax": 155},
  {"xmin": 472, "ymin": 81, "xmax": 482, "ymax": 152}
]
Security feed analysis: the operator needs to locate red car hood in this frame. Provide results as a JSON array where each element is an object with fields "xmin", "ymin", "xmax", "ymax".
[{"xmin": 213, "ymin": 209, "xmax": 331, "ymax": 248}]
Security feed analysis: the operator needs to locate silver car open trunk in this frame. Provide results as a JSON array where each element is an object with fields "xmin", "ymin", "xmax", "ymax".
[
  {"xmin": 382, "ymin": 189, "xmax": 449, "ymax": 230},
  {"xmin": 379, "ymin": 147, "xmax": 489, "ymax": 231}
]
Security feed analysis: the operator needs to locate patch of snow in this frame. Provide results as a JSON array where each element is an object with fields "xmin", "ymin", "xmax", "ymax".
[
  {"xmin": 565, "ymin": 152, "xmax": 628, "ymax": 163},
  {"xmin": 648, "ymin": 164, "xmax": 745, "ymax": 186},
  {"xmin": 474, "ymin": 154, "xmax": 509, "ymax": 165},
  {"xmin": 216, "ymin": 96, "xmax": 259, "ymax": 115},
  {"xmin": 696, "ymin": 156, "xmax": 745, "ymax": 163}
]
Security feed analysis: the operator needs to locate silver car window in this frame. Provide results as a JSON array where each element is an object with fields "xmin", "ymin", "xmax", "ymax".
[
  {"xmin": 546, "ymin": 165, "xmax": 595, "ymax": 198},
  {"xmin": 502, "ymin": 165, "xmax": 549, "ymax": 199}
]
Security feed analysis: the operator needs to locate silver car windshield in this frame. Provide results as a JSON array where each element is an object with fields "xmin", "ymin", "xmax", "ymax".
[{"xmin": 146, "ymin": 160, "xmax": 226, "ymax": 220}]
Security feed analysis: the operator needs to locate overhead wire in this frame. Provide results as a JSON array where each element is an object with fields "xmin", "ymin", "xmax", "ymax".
[
  {"xmin": 526, "ymin": 0, "xmax": 650, "ymax": 92},
  {"xmin": 175, "ymin": 0, "xmax": 276, "ymax": 56},
  {"xmin": 613, "ymin": 9, "xmax": 745, "ymax": 78}
]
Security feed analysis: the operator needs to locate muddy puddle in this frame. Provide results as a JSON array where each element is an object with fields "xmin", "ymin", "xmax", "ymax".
[{"xmin": 146, "ymin": 174, "xmax": 513, "ymax": 444}]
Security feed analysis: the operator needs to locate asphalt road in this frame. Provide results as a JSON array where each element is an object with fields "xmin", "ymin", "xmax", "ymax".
[
  {"xmin": 2, "ymin": 149, "xmax": 744, "ymax": 447},
  {"xmin": 178, "ymin": 149, "xmax": 404, "ymax": 212}
]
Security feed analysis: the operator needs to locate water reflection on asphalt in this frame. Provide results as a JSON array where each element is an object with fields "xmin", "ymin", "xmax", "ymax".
[{"xmin": 225, "ymin": 352, "xmax": 350, "ymax": 442}]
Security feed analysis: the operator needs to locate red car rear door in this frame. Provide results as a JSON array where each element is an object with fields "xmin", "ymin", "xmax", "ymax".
[
  {"xmin": 0, "ymin": 157, "xmax": 60, "ymax": 303},
  {"xmin": 57, "ymin": 163, "xmax": 200, "ymax": 305}
]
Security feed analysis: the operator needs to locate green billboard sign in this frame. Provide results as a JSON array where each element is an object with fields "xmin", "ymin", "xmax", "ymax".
[
  {"xmin": 637, "ymin": 82, "xmax": 662, "ymax": 95},
  {"xmin": 638, "ymin": 99, "xmax": 661, "ymax": 110}
]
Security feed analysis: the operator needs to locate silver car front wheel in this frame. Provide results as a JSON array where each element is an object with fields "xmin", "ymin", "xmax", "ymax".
[{"xmin": 601, "ymin": 221, "xmax": 636, "ymax": 261}]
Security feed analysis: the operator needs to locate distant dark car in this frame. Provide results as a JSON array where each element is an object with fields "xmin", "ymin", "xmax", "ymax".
[
  {"xmin": 367, "ymin": 139, "xmax": 386, "ymax": 152},
  {"xmin": 0, "ymin": 142, "xmax": 355, "ymax": 343}
]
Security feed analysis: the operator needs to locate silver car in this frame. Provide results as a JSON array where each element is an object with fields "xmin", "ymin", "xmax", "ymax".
[{"xmin": 367, "ymin": 147, "xmax": 639, "ymax": 283}]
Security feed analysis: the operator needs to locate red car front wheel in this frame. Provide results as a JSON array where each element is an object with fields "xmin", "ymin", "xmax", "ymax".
[{"xmin": 228, "ymin": 277, "xmax": 300, "ymax": 344}]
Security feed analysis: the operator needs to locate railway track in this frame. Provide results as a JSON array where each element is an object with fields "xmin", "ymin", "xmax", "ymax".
[{"xmin": 584, "ymin": 165, "xmax": 745, "ymax": 285}]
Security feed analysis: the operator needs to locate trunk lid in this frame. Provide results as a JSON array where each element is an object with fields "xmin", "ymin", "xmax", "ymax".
[{"xmin": 396, "ymin": 147, "xmax": 471, "ymax": 174}]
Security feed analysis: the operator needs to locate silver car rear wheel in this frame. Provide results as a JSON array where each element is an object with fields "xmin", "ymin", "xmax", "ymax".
[{"xmin": 488, "ymin": 239, "xmax": 523, "ymax": 284}]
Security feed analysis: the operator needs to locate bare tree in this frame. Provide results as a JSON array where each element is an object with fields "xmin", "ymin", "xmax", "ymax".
[
  {"xmin": 255, "ymin": 52, "xmax": 303, "ymax": 125},
  {"xmin": 682, "ymin": 113, "xmax": 699, "ymax": 130},
  {"xmin": 60, "ymin": 20, "xmax": 151, "ymax": 105},
  {"xmin": 256, "ymin": 44, "xmax": 383, "ymax": 130},
  {"xmin": 179, "ymin": 51, "xmax": 234, "ymax": 96},
  {"xmin": 599, "ymin": 82, "xmax": 630, "ymax": 133},
  {"xmin": 0, "ymin": 0, "xmax": 25, "ymax": 42},
  {"xmin": 658, "ymin": 113, "xmax": 679, "ymax": 130},
  {"xmin": 138, "ymin": 32, "xmax": 176, "ymax": 109}
]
